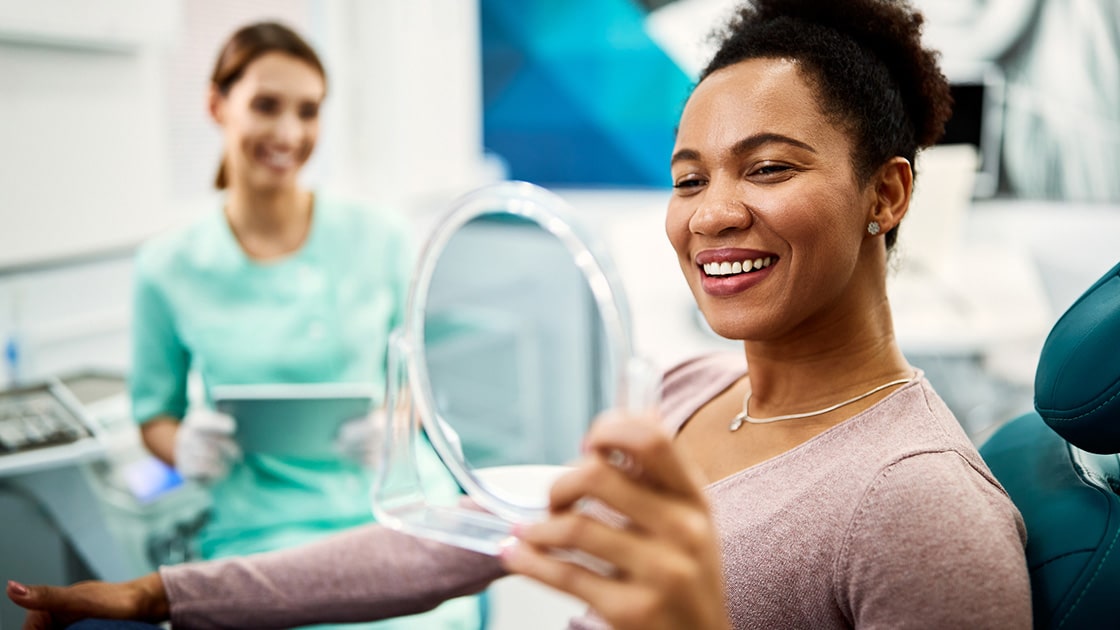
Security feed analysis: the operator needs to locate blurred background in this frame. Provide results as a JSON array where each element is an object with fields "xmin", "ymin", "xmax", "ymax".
[{"xmin": 0, "ymin": 0, "xmax": 1118, "ymax": 627}]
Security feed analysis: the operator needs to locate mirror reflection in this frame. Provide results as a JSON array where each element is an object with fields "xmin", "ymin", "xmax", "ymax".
[
  {"xmin": 421, "ymin": 214, "xmax": 613, "ymax": 504},
  {"xmin": 372, "ymin": 182, "xmax": 643, "ymax": 554}
]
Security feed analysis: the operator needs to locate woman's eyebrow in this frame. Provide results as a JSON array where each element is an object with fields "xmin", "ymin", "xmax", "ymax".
[
  {"xmin": 671, "ymin": 132, "xmax": 818, "ymax": 167},
  {"xmin": 731, "ymin": 132, "xmax": 817, "ymax": 155},
  {"xmin": 670, "ymin": 148, "xmax": 701, "ymax": 166}
]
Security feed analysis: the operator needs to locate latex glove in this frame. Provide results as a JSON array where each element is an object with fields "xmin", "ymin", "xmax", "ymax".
[
  {"xmin": 334, "ymin": 410, "xmax": 385, "ymax": 466},
  {"xmin": 334, "ymin": 409, "xmax": 465, "ymax": 466},
  {"xmin": 174, "ymin": 408, "xmax": 241, "ymax": 483}
]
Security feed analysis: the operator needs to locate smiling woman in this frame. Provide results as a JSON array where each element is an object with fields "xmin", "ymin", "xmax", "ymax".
[
  {"xmin": 510, "ymin": 5, "xmax": 1027, "ymax": 627},
  {"xmin": 668, "ymin": 57, "xmax": 906, "ymax": 345},
  {"xmin": 7, "ymin": 3, "xmax": 1030, "ymax": 630},
  {"xmin": 209, "ymin": 23, "xmax": 326, "ymax": 195},
  {"xmin": 108, "ymin": 21, "xmax": 484, "ymax": 630}
]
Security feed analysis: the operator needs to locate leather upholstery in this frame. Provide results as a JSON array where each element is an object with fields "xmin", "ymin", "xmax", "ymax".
[{"xmin": 980, "ymin": 261, "xmax": 1120, "ymax": 629}]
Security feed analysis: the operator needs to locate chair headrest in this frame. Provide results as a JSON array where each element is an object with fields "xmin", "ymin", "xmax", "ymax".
[{"xmin": 1034, "ymin": 260, "xmax": 1120, "ymax": 455}]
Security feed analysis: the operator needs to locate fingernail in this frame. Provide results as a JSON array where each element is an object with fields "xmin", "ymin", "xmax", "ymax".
[
  {"xmin": 498, "ymin": 539, "xmax": 519, "ymax": 562},
  {"xmin": 510, "ymin": 522, "xmax": 524, "ymax": 538},
  {"xmin": 8, "ymin": 580, "xmax": 29, "ymax": 597}
]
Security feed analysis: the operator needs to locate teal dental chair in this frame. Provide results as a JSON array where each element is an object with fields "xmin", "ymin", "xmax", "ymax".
[{"xmin": 980, "ymin": 260, "xmax": 1120, "ymax": 629}]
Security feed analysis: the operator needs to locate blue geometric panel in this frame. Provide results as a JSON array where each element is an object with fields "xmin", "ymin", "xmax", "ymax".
[{"xmin": 481, "ymin": 0, "xmax": 693, "ymax": 187}]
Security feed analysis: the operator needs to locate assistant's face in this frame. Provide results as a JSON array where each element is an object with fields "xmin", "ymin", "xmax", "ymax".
[
  {"xmin": 212, "ymin": 52, "xmax": 325, "ymax": 193},
  {"xmin": 667, "ymin": 57, "xmax": 877, "ymax": 342}
]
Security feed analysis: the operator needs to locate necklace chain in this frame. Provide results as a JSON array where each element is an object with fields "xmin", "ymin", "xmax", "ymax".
[{"xmin": 728, "ymin": 375, "xmax": 915, "ymax": 431}]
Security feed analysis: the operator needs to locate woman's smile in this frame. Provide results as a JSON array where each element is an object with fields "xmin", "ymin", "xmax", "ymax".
[
  {"xmin": 666, "ymin": 58, "xmax": 874, "ymax": 340},
  {"xmin": 696, "ymin": 248, "xmax": 778, "ymax": 296},
  {"xmin": 255, "ymin": 145, "xmax": 301, "ymax": 173}
]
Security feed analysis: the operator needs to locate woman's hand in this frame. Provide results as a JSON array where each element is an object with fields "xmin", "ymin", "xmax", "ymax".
[
  {"xmin": 6, "ymin": 573, "xmax": 169, "ymax": 630},
  {"xmin": 500, "ymin": 411, "xmax": 731, "ymax": 630}
]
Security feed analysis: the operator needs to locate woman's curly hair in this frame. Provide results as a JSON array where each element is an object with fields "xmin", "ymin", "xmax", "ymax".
[{"xmin": 701, "ymin": 0, "xmax": 953, "ymax": 248}]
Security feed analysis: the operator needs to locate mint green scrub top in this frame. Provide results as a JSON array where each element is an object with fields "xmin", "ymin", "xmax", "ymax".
[{"xmin": 130, "ymin": 195, "xmax": 480, "ymax": 629}]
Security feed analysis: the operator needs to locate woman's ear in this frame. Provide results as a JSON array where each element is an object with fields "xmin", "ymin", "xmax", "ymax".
[
  {"xmin": 869, "ymin": 157, "xmax": 913, "ymax": 233},
  {"xmin": 208, "ymin": 85, "xmax": 225, "ymax": 125}
]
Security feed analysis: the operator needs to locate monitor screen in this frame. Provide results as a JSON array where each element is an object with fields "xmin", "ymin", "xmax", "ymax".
[{"xmin": 938, "ymin": 65, "xmax": 1005, "ymax": 198}]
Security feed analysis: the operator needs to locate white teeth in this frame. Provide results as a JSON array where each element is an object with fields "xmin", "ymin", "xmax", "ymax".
[
  {"xmin": 703, "ymin": 256, "xmax": 775, "ymax": 277},
  {"xmin": 262, "ymin": 151, "xmax": 296, "ymax": 168}
]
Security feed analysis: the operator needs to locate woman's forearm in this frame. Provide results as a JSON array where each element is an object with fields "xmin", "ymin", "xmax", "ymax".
[
  {"xmin": 133, "ymin": 571, "xmax": 170, "ymax": 621},
  {"xmin": 139, "ymin": 417, "xmax": 179, "ymax": 466},
  {"xmin": 161, "ymin": 522, "xmax": 506, "ymax": 629}
]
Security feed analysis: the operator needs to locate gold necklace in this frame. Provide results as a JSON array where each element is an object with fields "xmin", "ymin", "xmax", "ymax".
[{"xmin": 728, "ymin": 374, "xmax": 915, "ymax": 431}]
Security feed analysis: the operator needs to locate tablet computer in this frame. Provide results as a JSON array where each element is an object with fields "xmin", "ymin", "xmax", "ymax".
[{"xmin": 211, "ymin": 383, "xmax": 376, "ymax": 459}]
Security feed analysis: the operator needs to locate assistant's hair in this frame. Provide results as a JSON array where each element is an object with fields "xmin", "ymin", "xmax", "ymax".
[
  {"xmin": 702, "ymin": 0, "xmax": 952, "ymax": 249},
  {"xmin": 210, "ymin": 22, "xmax": 326, "ymax": 189}
]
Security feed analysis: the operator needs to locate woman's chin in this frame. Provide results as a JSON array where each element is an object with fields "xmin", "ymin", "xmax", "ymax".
[
  {"xmin": 698, "ymin": 313, "xmax": 751, "ymax": 342},
  {"xmin": 247, "ymin": 171, "xmax": 300, "ymax": 193}
]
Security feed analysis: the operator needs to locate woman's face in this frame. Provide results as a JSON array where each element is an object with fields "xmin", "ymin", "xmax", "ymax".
[
  {"xmin": 211, "ymin": 52, "xmax": 325, "ymax": 193},
  {"xmin": 667, "ymin": 57, "xmax": 879, "ymax": 343}
]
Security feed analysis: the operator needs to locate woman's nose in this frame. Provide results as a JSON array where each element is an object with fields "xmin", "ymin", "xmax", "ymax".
[
  {"xmin": 689, "ymin": 180, "xmax": 754, "ymax": 236},
  {"xmin": 272, "ymin": 111, "xmax": 303, "ymax": 145}
]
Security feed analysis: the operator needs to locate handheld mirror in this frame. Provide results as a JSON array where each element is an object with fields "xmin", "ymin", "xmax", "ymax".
[{"xmin": 371, "ymin": 181, "xmax": 657, "ymax": 555}]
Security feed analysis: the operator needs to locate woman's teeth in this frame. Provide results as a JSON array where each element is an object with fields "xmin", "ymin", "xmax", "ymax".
[
  {"xmin": 703, "ymin": 256, "xmax": 773, "ymax": 277},
  {"xmin": 262, "ymin": 152, "xmax": 296, "ymax": 168}
]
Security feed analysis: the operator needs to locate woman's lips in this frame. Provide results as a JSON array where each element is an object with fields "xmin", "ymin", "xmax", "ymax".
[
  {"xmin": 695, "ymin": 249, "xmax": 778, "ymax": 297},
  {"xmin": 700, "ymin": 265, "xmax": 775, "ymax": 296},
  {"xmin": 256, "ymin": 146, "xmax": 304, "ymax": 174}
]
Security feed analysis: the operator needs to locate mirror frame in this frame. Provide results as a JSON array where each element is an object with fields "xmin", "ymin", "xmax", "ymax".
[{"xmin": 404, "ymin": 181, "xmax": 636, "ymax": 523}]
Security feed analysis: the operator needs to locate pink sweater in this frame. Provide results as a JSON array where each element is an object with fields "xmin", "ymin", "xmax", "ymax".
[{"xmin": 161, "ymin": 353, "xmax": 1031, "ymax": 628}]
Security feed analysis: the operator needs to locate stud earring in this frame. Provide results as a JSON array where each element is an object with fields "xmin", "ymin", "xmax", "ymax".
[{"xmin": 867, "ymin": 221, "xmax": 881, "ymax": 236}]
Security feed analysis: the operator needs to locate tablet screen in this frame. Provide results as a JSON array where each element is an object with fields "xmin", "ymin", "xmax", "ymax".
[{"xmin": 211, "ymin": 383, "xmax": 376, "ymax": 459}]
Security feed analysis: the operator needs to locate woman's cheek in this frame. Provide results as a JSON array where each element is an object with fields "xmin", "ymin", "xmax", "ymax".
[{"xmin": 665, "ymin": 205, "xmax": 692, "ymax": 255}]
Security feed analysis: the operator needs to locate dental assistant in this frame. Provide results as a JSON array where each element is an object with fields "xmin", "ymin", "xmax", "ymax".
[{"xmin": 128, "ymin": 22, "xmax": 480, "ymax": 630}]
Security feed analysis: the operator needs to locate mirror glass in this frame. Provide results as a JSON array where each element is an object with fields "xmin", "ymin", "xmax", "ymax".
[
  {"xmin": 371, "ymin": 182, "xmax": 652, "ymax": 555},
  {"xmin": 423, "ymin": 213, "xmax": 611, "ymax": 496}
]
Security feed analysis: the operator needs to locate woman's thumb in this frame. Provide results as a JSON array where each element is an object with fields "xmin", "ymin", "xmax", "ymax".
[
  {"xmin": 7, "ymin": 580, "xmax": 64, "ymax": 610},
  {"xmin": 7, "ymin": 580, "xmax": 33, "ymax": 601}
]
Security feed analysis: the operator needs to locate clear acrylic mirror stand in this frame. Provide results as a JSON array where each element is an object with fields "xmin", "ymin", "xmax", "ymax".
[{"xmin": 370, "ymin": 181, "xmax": 658, "ymax": 556}]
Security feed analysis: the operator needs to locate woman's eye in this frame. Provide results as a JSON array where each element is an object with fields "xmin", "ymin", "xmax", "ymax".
[
  {"xmin": 299, "ymin": 103, "xmax": 320, "ymax": 120},
  {"xmin": 751, "ymin": 163, "xmax": 793, "ymax": 178},
  {"xmin": 251, "ymin": 97, "xmax": 279, "ymax": 114},
  {"xmin": 673, "ymin": 178, "xmax": 706, "ymax": 191}
]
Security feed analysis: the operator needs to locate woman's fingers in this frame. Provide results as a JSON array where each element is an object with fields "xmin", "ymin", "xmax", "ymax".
[
  {"xmin": 499, "ymin": 536, "xmax": 637, "ymax": 622},
  {"xmin": 503, "ymin": 517, "xmax": 729, "ymax": 630},
  {"xmin": 8, "ymin": 582, "xmax": 73, "ymax": 614},
  {"xmin": 581, "ymin": 411, "xmax": 707, "ymax": 499},
  {"xmin": 514, "ymin": 510, "xmax": 642, "ymax": 576},
  {"xmin": 8, "ymin": 582, "xmax": 79, "ymax": 630},
  {"xmin": 503, "ymin": 411, "xmax": 732, "ymax": 630},
  {"xmin": 548, "ymin": 456, "xmax": 713, "ymax": 557},
  {"xmin": 7, "ymin": 575, "xmax": 168, "ymax": 627},
  {"xmin": 516, "ymin": 507, "xmax": 715, "ymax": 592}
]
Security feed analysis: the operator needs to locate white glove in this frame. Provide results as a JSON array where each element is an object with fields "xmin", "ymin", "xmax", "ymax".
[
  {"xmin": 333, "ymin": 409, "xmax": 465, "ymax": 466},
  {"xmin": 174, "ymin": 408, "xmax": 242, "ymax": 483},
  {"xmin": 334, "ymin": 410, "xmax": 386, "ymax": 466}
]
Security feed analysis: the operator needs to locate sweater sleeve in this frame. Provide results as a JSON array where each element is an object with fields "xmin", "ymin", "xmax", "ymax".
[
  {"xmin": 835, "ymin": 451, "xmax": 1031, "ymax": 629},
  {"xmin": 160, "ymin": 522, "xmax": 506, "ymax": 629}
]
